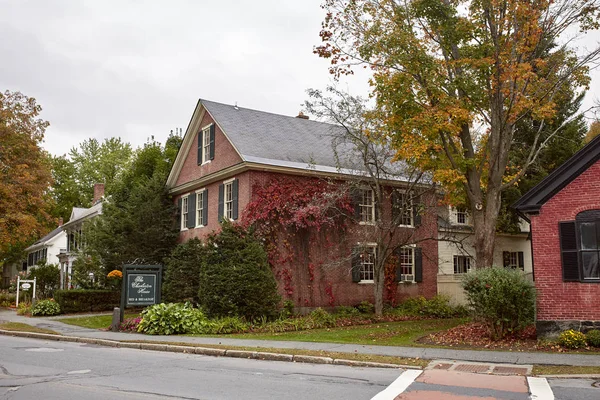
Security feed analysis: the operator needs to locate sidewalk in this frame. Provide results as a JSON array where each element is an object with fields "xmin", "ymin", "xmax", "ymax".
[{"xmin": 1, "ymin": 309, "xmax": 599, "ymax": 367}]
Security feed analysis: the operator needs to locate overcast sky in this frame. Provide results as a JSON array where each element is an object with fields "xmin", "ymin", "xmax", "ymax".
[{"xmin": 1, "ymin": 0, "xmax": 598, "ymax": 157}]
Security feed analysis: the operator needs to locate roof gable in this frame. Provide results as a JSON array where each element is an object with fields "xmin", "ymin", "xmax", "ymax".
[{"xmin": 514, "ymin": 134, "xmax": 600, "ymax": 214}]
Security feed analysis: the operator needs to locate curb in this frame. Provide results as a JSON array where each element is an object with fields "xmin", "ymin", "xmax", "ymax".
[
  {"xmin": 0, "ymin": 329, "xmax": 414, "ymax": 370},
  {"xmin": 538, "ymin": 374, "xmax": 600, "ymax": 379}
]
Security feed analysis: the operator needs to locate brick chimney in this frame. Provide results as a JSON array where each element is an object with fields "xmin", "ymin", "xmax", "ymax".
[
  {"xmin": 296, "ymin": 111, "xmax": 309, "ymax": 120},
  {"xmin": 93, "ymin": 183, "xmax": 105, "ymax": 205}
]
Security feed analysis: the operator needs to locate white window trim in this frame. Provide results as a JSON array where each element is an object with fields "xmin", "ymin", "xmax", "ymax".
[
  {"xmin": 398, "ymin": 245, "xmax": 416, "ymax": 283},
  {"xmin": 358, "ymin": 188, "xmax": 376, "ymax": 225},
  {"xmin": 195, "ymin": 188, "xmax": 206, "ymax": 228},
  {"xmin": 180, "ymin": 195, "xmax": 189, "ymax": 231},
  {"xmin": 396, "ymin": 190, "xmax": 414, "ymax": 228},
  {"xmin": 200, "ymin": 124, "xmax": 212, "ymax": 166},
  {"xmin": 451, "ymin": 206, "xmax": 469, "ymax": 225},
  {"xmin": 357, "ymin": 242, "xmax": 377, "ymax": 283},
  {"xmin": 223, "ymin": 178, "xmax": 235, "ymax": 221},
  {"xmin": 453, "ymin": 254, "xmax": 472, "ymax": 274}
]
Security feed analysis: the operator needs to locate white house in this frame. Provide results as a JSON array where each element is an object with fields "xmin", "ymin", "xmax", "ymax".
[
  {"xmin": 23, "ymin": 224, "xmax": 67, "ymax": 273},
  {"xmin": 437, "ymin": 206, "xmax": 532, "ymax": 304}
]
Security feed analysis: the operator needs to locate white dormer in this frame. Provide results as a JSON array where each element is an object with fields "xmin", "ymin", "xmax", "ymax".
[{"xmin": 449, "ymin": 206, "xmax": 470, "ymax": 225}]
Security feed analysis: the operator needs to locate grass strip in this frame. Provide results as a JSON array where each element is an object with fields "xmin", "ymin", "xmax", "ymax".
[
  {"xmin": 0, "ymin": 322, "xmax": 60, "ymax": 335},
  {"xmin": 119, "ymin": 339, "xmax": 429, "ymax": 367},
  {"xmin": 56, "ymin": 313, "xmax": 139, "ymax": 330},
  {"xmin": 533, "ymin": 365, "xmax": 600, "ymax": 376}
]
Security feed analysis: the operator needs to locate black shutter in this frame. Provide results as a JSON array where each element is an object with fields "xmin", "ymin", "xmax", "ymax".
[
  {"xmin": 413, "ymin": 195, "xmax": 422, "ymax": 226},
  {"xmin": 351, "ymin": 188, "xmax": 362, "ymax": 220},
  {"xmin": 232, "ymin": 179, "xmax": 239, "ymax": 220},
  {"xmin": 392, "ymin": 190, "xmax": 400, "ymax": 223},
  {"xmin": 218, "ymin": 184, "xmax": 224, "ymax": 223},
  {"xmin": 177, "ymin": 198, "xmax": 182, "ymax": 229},
  {"xmin": 351, "ymin": 247, "xmax": 361, "ymax": 282},
  {"xmin": 518, "ymin": 251, "xmax": 525, "ymax": 271},
  {"xmin": 502, "ymin": 251, "xmax": 510, "ymax": 268},
  {"xmin": 559, "ymin": 221, "xmax": 579, "ymax": 281},
  {"xmin": 187, "ymin": 193, "xmax": 196, "ymax": 228},
  {"xmin": 28, "ymin": 253, "xmax": 33, "ymax": 267},
  {"xmin": 203, "ymin": 188, "xmax": 209, "ymax": 226},
  {"xmin": 414, "ymin": 247, "xmax": 423, "ymax": 282},
  {"xmin": 197, "ymin": 130, "xmax": 203, "ymax": 165},
  {"xmin": 209, "ymin": 124, "xmax": 215, "ymax": 160},
  {"xmin": 395, "ymin": 247, "xmax": 403, "ymax": 282}
]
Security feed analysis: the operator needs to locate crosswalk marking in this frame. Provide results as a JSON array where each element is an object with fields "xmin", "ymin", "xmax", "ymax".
[
  {"xmin": 527, "ymin": 377, "xmax": 554, "ymax": 400},
  {"xmin": 371, "ymin": 369, "xmax": 423, "ymax": 400}
]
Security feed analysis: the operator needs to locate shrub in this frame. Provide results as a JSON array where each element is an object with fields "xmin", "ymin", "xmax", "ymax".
[
  {"xmin": 558, "ymin": 329, "xmax": 587, "ymax": 349},
  {"xmin": 0, "ymin": 291, "xmax": 16, "ymax": 307},
  {"xmin": 462, "ymin": 267, "xmax": 535, "ymax": 339},
  {"xmin": 27, "ymin": 262, "xmax": 60, "ymax": 299},
  {"xmin": 31, "ymin": 299, "xmax": 61, "ymax": 316},
  {"xmin": 137, "ymin": 302, "xmax": 209, "ymax": 335},
  {"xmin": 162, "ymin": 239, "xmax": 206, "ymax": 304},
  {"xmin": 335, "ymin": 305, "xmax": 360, "ymax": 317},
  {"xmin": 17, "ymin": 302, "xmax": 31, "ymax": 315},
  {"xmin": 208, "ymin": 316, "xmax": 250, "ymax": 334},
  {"xmin": 586, "ymin": 329, "xmax": 600, "ymax": 347},
  {"xmin": 198, "ymin": 222, "xmax": 280, "ymax": 320},
  {"xmin": 54, "ymin": 290, "xmax": 120, "ymax": 313},
  {"xmin": 119, "ymin": 316, "xmax": 142, "ymax": 332},
  {"xmin": 356, "ymin": 301, "xmax": 374, "ymax": 314},
  {"xmin": 308, "ymin": 307, "xmax": 336, "ymax": 328},
  {"xmin": 393, "ymin": 295, "xmax": 468, "ymax": 318}
]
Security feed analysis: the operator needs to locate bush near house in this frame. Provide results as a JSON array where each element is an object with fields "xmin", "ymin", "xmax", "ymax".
[
  {"xmin": 31, "ymin": 299, "xmax": 61, "ymax": 316},
  {"xmin": 162, "ymin": 239, "xmax": 205, "ymax": 304},
  {"xmin": 462, "ymin": 267, "xmax": 535, "ymax": 339},
  {"xmin": 27, "ymin": 262, "xmax": 60, "ymax": 299},
  {"xmin": 198, "ymin": 222, "xmax": 280, "ymax": 320},
  {"xmin": 558, "ymin": 329, "xmax": 587, "ymax": 349},
  {"xmin": 585, "ymin": 330, "xmax": 600, "ymax": 348},
  {"xmin": 0, "ymin": 291, "xmax": 16, "ymax": 307},
  {"xmin": 54, "ymin": 290, "xmax": 119, "ymax": 313}
]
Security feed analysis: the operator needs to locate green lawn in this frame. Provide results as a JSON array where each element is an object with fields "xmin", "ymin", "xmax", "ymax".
[
  {"xmin": 0, "ymin": 322, "xmax": 60, "ymax": 335},
  {"xmin": 213, "ymin": 318, "xmax": 469, "ymax": 346},
  {"xmin": 57, "ymin": 313, "xmax": 140, "ymax": 330}
]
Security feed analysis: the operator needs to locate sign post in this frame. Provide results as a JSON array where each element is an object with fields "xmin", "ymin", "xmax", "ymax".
[
  {"xmin": 120, "ymin": 265, "xmax": 162, "ymax": 323},
  {"xmin": 16, "ymin": 277, "xmax": 36, "ymax": 307}
]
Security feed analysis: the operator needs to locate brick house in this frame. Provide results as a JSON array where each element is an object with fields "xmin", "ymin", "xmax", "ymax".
[
  {"xmin": 515, "ymin": 135, "xmax": 600, "ymax": 337},
  {"xmin": 165, "ymin": 99, "xmax": 439, "ymax": 309}
]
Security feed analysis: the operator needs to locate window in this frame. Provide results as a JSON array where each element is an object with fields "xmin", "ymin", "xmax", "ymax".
[
  {"xmin": 359, "ymin": 189, "xmax": 375, "ymax": 223},
  {"xmin": 456, "ymin": 207, "xmax": 468, "ymax": 224},
  {"xmin": 224, "ymin": 181, "xmax": 234, "ymax": 220},
  {"xmin": 202, "ymin": 126, "xmax": 211, "ymax": 164},
  {"xmin": 359, "ymin": 246, "xmax": 376, "ymax": 282},
  {"xmin": 181, "ymin": 195, "xmax": 189, "ymax": 230},
  {"xmin": 579, "ymin": 220, "xmax": 600, "ymax": 279},
  {"xmin": 196, "ymin": 190, "xmax": 205, "ymax": 227},
  {"xmin": 453, "ymin": 255, "xmax": 471, "ymax": 274},
  {"xmin": 503, "ymin": 251, "xmax": 524, "ymax": 270},
  {"xmin": 399, "ymin": 247, "xmax": 415, "ymax": 281},
  {"xmin": 393, "ymin": 191, "xmax": 413, "ymax": 227}
]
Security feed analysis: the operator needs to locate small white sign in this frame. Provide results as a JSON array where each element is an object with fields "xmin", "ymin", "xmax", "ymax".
[{"xmin": 21, "ymin": 283, "xmax": 31, "ymax": 290}]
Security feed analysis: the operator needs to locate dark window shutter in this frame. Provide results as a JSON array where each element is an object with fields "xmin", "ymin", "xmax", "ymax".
[
  {"xmin": 351, "ymin": 247, "xmax": 361, "ymax": 282},
  {"xmin": 209, "ymin": 124, "xmax": 215, "ymax": 160},
  {"xmin": 502, "ymin": 251, "xmax": 510, "ymax": 267},
  {"xmin": 218, "ymin": 184, "xmax": 224, "ymax": 223},
  {"xmin": 232, "ymin": 179, "xmax": 239, "ymax": 220},
  {"xmin": 187, "ymin": 193, "xmax": 196, "ymax": 228},
  {"xmin": 197, "ymin": 130, "xmax": 203, "ymax": 165},
  {"xmin": 415, "ymin": 247, "xmax": 423, "ymax": 282},
  {"xmin": 177, "ymin": 198, "xmax": 182, "ymax": 228},
  {"xmin": 413, "ymin": 195, "xmax": 422, "ymax": 226},
  {"xmin": 395, "ymin": 247, "xmax": 403, "ymax": 282},
  {"xmin": 351, "ymin": 188, "xmax": 361, "ymax": 220},
  {"xmin": 392, "ymin": 190, "xmax": 400, "ymax": 223},
  {"xmin": 559, "ymin": 221, "xmax": 580, "ymax": 281},
  {"xmin": 518, "ymin": 251, "xmax": 525, "ymax": 270},
  {"xmin": 203, "ymin": 188, "xmax": 209, "ymax": 226},
  {"xmin": 28, "ymin": 253, "xmax": 33, "ymax": 267}
]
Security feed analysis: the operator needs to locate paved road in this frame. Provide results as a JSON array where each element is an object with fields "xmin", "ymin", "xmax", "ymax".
[{"xmin": 0, "ymin": 335, "xmax": 401, "ymax": 400}]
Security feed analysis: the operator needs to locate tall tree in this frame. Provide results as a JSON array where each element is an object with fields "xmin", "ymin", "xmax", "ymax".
[
  {"xmin": 585, "ymin": 120, "xmax": 600, "ymax": 143},
  {"xmin": 316, "ymin": 0, "xmax": 600, "ymax": 267},
  {"xmin": 83, "ymin": 134, "xmax": 182, "ymax": 270},
  {"xmin": 51, "ymin": 137, "xmax": 133, "ymax": 221},
  {"xmin": 0, "ymin": 90, "xmax": 54, "ymax": 262}
]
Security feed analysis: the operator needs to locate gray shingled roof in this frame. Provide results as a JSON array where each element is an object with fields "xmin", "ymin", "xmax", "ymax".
[
  {"xmin": 202, "ymin": 99, "xmax": 351, "ymax": 169},
  {"xmin": 25, "ymin": 226, "xmax": 64, "ymax": 251}
]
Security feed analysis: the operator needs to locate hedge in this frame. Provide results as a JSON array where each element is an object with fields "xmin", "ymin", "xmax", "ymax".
[{"xmin": 54, "ymin": 290, "xmax": 120, "ymax": 313}]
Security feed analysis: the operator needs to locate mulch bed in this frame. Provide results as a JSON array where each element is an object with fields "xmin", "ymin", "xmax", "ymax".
[{"xmin": 417, "ymin": 322, "xmax": 597, "ymax": 352}]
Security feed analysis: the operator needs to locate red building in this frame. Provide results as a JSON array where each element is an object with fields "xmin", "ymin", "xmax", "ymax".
[
  {"xmin": 166, "ymin": 99, "xmax": 438, "ymax": 310},
  {"xmin": 515, "ymin": 135, "xmax": 600, "ymax": 337}
]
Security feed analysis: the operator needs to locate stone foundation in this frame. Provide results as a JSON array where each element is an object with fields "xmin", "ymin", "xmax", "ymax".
[{"xmin": 536, "ymin": 320, "xmax": 600, "ymax": 339}]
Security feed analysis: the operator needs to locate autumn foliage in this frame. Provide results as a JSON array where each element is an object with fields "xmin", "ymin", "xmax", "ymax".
[{"xmin": 0, "ymin": 90, "xmax": 54, "ymax": 259}]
